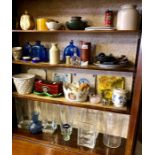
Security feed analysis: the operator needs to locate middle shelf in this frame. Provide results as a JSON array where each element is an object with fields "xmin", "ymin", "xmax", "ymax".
[
  {"xmin": 13, "ymin": 92, "xmax": 129, "ymax": 114},
  {"xmin": 13, "ymin": 60, "xmax": 135, "ymax": 73}
]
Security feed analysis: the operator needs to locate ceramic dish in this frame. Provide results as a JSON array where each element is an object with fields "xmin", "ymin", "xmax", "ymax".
[
  {"xmin": 85, "ymin": 26, "xmax": 115, "ymax": 31},
  {"xmin": 33, "ymin": 91, "xmax": 63, "ymax": 97},
  {"xmin": 93, "ymin": 63, "xmax": 127, "ymax": 69}
]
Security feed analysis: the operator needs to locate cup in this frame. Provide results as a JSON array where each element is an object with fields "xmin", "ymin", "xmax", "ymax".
[
  {"xmin": 12, "ymin": 47, "xmax": 22, "ymax": 60},
  {"xmin": 36, "ymin": 18, "xmax": 48, "ymax": 31},
  {"xmin": 103, "ymin": 112, "xmax": 124, "ymax": 148},
  {"xmin": 59, "ymin": 105, "xmax": 74, "ymax": 141}
]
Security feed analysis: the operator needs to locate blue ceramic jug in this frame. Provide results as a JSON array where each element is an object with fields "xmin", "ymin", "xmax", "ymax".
[
  {"xmin": 29, "ymin": 111, "xmax": 43, "ymax": 134},
  {"xmin": 31, "ymin": 41, "xmax": 49, "ymax": 62},
  {"xmin": 63, "ymin": 40, "xmax": 80, "ymax": 61}
]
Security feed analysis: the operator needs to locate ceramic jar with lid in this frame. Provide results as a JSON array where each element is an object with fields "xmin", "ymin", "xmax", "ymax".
[
  {"xmin": 112, "ymin": 88, "xmax": 128, "ymax": 107},
  {"xmin": 49, "ymin": 43, "xmax": 60, "ymax": 64},
  {"xmin": 116, "ymin": 4, "xmax": 139, "ymax": 30},
  {"xmin": 20, "ymin": 11, "xmax": 35, "ymax": 30}
]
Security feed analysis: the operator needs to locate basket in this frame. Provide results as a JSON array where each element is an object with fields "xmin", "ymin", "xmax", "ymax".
[{"xmin": 12, "ymin": 73, "xmax": 35, "ymax": 94}]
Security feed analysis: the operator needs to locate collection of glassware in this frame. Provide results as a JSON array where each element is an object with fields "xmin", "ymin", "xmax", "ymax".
[{"xmin": 15, "ymin": 101, "xmax": 124, "ymax": 149}]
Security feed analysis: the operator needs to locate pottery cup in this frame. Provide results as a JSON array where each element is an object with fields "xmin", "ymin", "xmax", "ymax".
[{"xmin": 12, "ymin": 47, "xmax": 22, "ymax": 60}]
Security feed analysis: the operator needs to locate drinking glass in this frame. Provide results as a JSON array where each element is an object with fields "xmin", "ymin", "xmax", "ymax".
[
  {"xmin": 78, "ymin": 122, "xmax": 96, "ymax": 148},
  {"xmin": 103, "ymin": 112, "xmax": 124, "ymax": 148},
  {"xmin": 59, "ymin": 105, "xmax": 73, "ymax": 141}
]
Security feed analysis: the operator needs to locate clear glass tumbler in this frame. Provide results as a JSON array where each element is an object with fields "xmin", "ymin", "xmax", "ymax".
[
  {"xmin": 78, "ymin": 122, "xmax": 97, "ymax": 149},
  {"xmin": 103, "ymin": 112, "xmax": 124, "ymax": 148}
]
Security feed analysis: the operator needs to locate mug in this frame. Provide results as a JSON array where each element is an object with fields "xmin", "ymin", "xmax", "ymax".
[{"xmin": 36, "ymin": 18, "xmax": 48, "ymax": 31}]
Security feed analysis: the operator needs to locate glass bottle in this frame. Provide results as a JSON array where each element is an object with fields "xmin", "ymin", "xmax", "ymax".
[
  {"xmin": 70, "ymin": 50, "xmax": 81, "ymax": 66},
  {"xmin": 63, "ymin": 40, "xmax": 80, "ymax": 61},
  {"xmin": 22, "ymin": 41, "xmax": 32, "ymax": 57}
]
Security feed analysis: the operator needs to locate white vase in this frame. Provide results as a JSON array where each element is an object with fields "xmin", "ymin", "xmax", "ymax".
[
  {"xmin": 116, "ymin": 4, "xmax": 139, "ymax": 30},
  {"xmin": 49, "ymin": 43, "xmax": 60, "ymax": 64}
]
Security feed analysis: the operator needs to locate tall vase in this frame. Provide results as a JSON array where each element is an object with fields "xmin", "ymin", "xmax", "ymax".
[{"xmin": 49, "ymin": 43, "xmax": 60, "ymax": 64}]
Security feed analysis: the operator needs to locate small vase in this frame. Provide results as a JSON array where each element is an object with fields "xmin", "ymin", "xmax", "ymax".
[
  {"xmin": 29, "ymin": 111, "xmax": 43, "ymax": 134},
  {"xmin": 49, "ymin": 43, "xmax": 60, "ymax": 64}
]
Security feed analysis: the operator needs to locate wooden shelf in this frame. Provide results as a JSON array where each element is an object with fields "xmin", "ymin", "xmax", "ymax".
[
  {"xmin": 12, "ymin": 60, "xmax": 135, "ymax": 73},
  {"xmin": 13, "ymin": 128, "xmax": 126, "ymax": 155},
  {"xmin": 12, "ymin": 29, "xmax": 140, "ymax": 34},
  {"xmin": 12, "ymin": 92, "xmax": 129, "ymax": 114}
]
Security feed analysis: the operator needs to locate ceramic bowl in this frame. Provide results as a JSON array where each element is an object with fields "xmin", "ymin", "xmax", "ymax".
[
  {"xmin": 12, "ymin": 47, "xmax": 22, "ymax": 60},
  {"xmin": 46, "ymin": 21, "xmax": 62, "ymax": 30},
  {"xmin": 66, "ymin": 20, "xmax": 87, "ymax": 30},
  {"xmin": 63, "ymin": 82, "xmax": 90, "ymax": 102}
]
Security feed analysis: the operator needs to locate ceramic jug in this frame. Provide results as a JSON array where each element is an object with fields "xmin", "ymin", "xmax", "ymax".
[
  {"xmin": 116, "ymin": 4, "xmax": 139, "ymax": 30},
  {"xmin": 20, "ymin": 11, "xmax": 35, "ymax": 30},
  {"xmin": 49, "ymin": 43, "xmax": 60, "ymax": 64}
]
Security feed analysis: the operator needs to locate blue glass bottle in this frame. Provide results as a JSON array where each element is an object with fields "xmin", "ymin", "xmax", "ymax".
[
  {"xmin": 22, "ymin": 41, "xmax": 32, "ymax": 57},
  {"xmin": 31, "ymin": 41, "xmax": 49, "ymax": 62},
  {"xmin": 29, "ymin": 111, "xmax": 43, "ymax": 134},
  {"xmin": 63, "ymin": 40, "xmax": 80, "ymax": 61}
]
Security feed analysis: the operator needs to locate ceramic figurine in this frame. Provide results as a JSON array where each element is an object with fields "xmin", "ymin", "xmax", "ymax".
[
  {"xmin": 29, "ymin": 111, "xmax": 43, "ymax": 134},
  {"xmin": 20, "ymin": 11, "xmax": 35, "ymax": 30}
]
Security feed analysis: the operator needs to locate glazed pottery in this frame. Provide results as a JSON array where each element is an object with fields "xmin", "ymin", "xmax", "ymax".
[
  {"xmin": 49, "ymin": 43, "xmax": 60, "ymax": 64},
  {"xmin": 112, "ymin": 88, "xmax": 128, "ymax": 107},
  {"xmin": 36, "ymin": 18, "xmax": 48, "ymax": 31},
  {"xmin": 46, "ymin": 21, "xmax": 62, "ymax": 30},
  {"xmin": 12, "ymin": 47, "xmax": 22, "ymax": 60},
  {"xmin": 116, "ymin": 4, "xmax": 139, "ymax": 30},
  {"xmin": 20, "ymin": 11, "xmax": 35, "ymax": 30},
  {"xmin": 66, "ymin": 16, "xmax": 87, "ymax": 30}
]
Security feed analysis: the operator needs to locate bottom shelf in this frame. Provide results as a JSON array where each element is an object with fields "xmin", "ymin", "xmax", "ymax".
[{"xmin": 13, "ymin": 127, "xmax": 126, "ymax": 155}]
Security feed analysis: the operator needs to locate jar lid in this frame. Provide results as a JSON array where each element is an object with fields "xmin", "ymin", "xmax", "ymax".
[
  {"xmin": 113, "ymin": 88, "xmax": 128, "ymax": 94},
  {"xmin": 121, "ymin": 4, "xmax": 136, "ymax": 9}
]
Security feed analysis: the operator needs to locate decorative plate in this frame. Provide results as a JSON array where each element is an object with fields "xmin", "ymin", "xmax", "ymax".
[{"xmin": 33, "ymin": 91, "xmax": 63, "ymax": 97}]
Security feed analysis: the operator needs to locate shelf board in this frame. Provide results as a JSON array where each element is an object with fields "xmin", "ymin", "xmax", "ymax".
[
  {"xmin": 13, "ymin": 92, "xmax": 129, "ymax": 114},
  {"xmin": 12, "ymin": 29, "xmax": 140, "ymax": 33},
  {"xmin": 12, "ymin": 60, "xmax": 135, "ymax": 73},
  {"xmin": 13, "ymin": 128, "xmax": 126, "ymax": 155}
]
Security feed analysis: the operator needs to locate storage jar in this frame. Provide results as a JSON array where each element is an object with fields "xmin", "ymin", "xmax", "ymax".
[
  {"xmin": 112, "ymin": 88, "xmax": 128, "ymax": 107},
  {"xmin": 49, "ymin": 43, "xmax": 60, "ymax": 64},
  {"xmin": 116, "ymin": 4, "xmax": 139, "ymax": 30}
]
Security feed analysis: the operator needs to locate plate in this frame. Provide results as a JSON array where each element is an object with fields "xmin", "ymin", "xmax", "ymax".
[
  {"xmin": 33, "ymin": 91, "xmax": 63, "ymax": 97},
  {"xmin": 94, "ymin": 63, "xmax": 126, "ymax": 69},
  {"xmin": 85, "ymin": 26, "xmax": 115, "ymax": 31}
]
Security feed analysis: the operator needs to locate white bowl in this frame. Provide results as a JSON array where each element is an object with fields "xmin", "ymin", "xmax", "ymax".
[
  {"xmin": 12, "ymin": 73, "xmax": 35, "ymax": 94},
  {"xmin": 12, "ymin": 47, "xmax": 22, "ymax": 60},
  {"xmin": 46, "ymin": 21, "xmax": 61, "ymax": 30}
]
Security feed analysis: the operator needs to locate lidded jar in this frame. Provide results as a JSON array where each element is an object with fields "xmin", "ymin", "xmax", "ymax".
[
  {"xmin": 116, "ymin": 4, "xmax": 139, "ymax": 30},
  {"xmin": 112, "ymin": 88, "xmax": 128, "ymax": 107},
  {"xmin": 20, "ymin": 11, "xmax": 35, "ymax": 30},
  {"xmin": 49, "ymin": 43, "xmax": 60, "ymax": 64}
]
